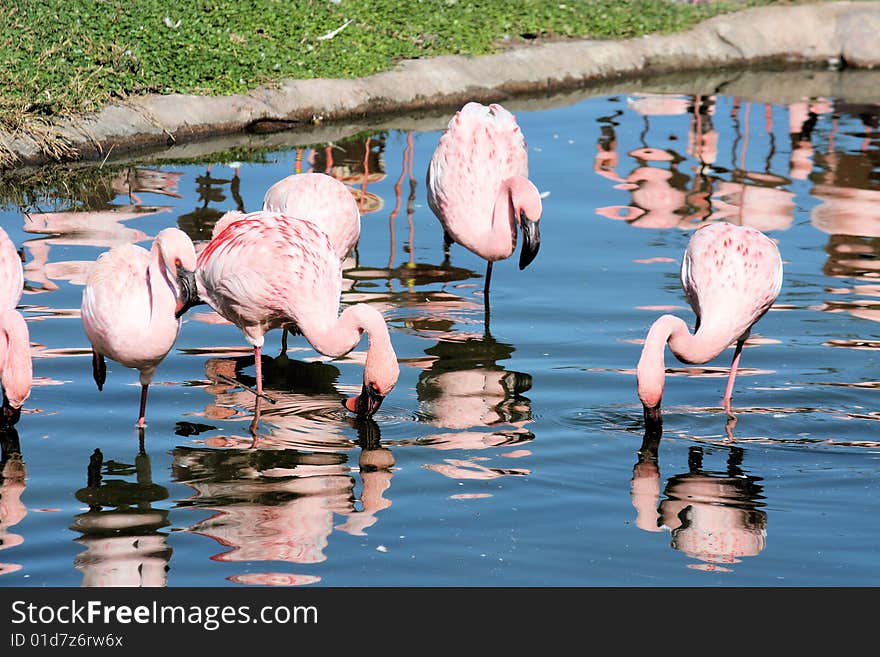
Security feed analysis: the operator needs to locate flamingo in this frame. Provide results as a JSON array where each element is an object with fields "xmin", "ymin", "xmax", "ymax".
[
  {"xmin": 262, "ymin": 172, "xmax": 361, "ymax": 355},
  {"xmin": 192, "ymin": 211, "xmax": 399, "ymax": 420},
  {"xmin": 426, "ymin": 102, "xmax": 543, "ymax": 301},
  {"xmin": 81, "ymin": 227, "xmax": 198, "ymax": 428},
  {"xmin": 636, "ymin": 222, "xmax": 783, "ymax": 432},
  {"xmin": 0, "ymin": 227, "xmax": 31, "ymax": 428}
]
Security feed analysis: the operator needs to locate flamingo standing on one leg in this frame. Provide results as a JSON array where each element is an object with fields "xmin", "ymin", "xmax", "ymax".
[
  {"xmin": 426, "ymin": 102, "xmax": 543, "ymax": 310},
  {"xmin": 0, "ymin": 227, "xmax": 31, "ymax": 427},
  {"xmin": 191, "ymin": 211, "xmax": 399, "ymax": 427},
  {"xmin": 636, "ymin": 222, "xmax": 783, "ymax": 435},
  {"xmin": 81, "ymin": 227, "xmax": 198, "ymax": 428}
]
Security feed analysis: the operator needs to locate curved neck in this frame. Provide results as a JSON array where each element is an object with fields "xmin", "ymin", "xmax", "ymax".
[
  {"xmin": 0, "ymin": 309, "xmax": 31, "ymax": 409},
  {"xmin": 637, "ymin": 313, "xmax": 738, "ymax": 409},
  {"xmin": 147, "ymin": 242, "xmax": 178, "ymax": 323},
  {"xmin": 301, "ymin": 303, "xmax": 389, "ymax": 360},
  {"xmin": 486, "ymin": 177, "xmax": 520, "ymax": 260}
]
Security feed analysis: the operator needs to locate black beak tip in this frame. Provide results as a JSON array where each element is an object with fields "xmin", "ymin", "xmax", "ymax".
[
  {"xmin": 519, "ymin": 243, "xmax": 540, "ymax": 270},
  {"xmin": 643, "ymin": 404, "xmax": 663, "ymax": 436}
]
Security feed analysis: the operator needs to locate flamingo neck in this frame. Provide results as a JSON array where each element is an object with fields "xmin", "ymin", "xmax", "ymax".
[
  {"xmin": 302, "ymin": 303, "xmax": 386, "ymax": 360},
  {"xmin": 486, "ymin": 178, "xmax": 520, "ymax": 261},
  {"xmin": 0, "ymin": 309, "xmax": 32, "ymax": 409},
  {"xmin": 637, "ymin": 314, "xmax": 737, "ymax": 410},
  {"xmin": 147, "ymin": 242, "xmax": 178, "ymax": 323}
]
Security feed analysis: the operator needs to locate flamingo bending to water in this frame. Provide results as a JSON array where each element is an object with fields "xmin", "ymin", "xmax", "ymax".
[
  {"xmin": 0, "ymin": 228, "xmax": 31, "ymax": 427},
  {"xmin": 192, "ymin": 211, "xmax": 399, "ymax": 418},
  {"xmin": 637, "ymin": 222, "xmax": 782, "ymax": 432},
  {"xmin": 426, "ymin": 102, "xmax": 543, "ymax": 298},
  {"xmin": 81, "ymin": 227, "xmax": 198, "ymax": 428}
]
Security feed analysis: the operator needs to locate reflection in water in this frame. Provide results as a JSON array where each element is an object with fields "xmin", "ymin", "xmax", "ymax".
[
  {"xmin": 631, "ymin": 429, "xmax": 767, "ymax": 572},
  {"xmin": 172, "ymin": 419, "xmax": 393, "ymax": 585},
  {"xmin": 177, "ymin": 163, "xmax": 245, "ymax": 241},
  {"xmin": 21, "ymin": 167, "xmax": 184, "ymax": 294},
  {"xmin": 196, "ymin": 354, "xmax": 353, "ymax": 450},
  {"xmin": 594, "ymin": 94, "xmax": 797, "ymax": 232},
  {"xmin": 0, "ymin": 428, "xmax": 26, "ymax": 575},
  {"xmin": 71, "ymin": 436, "xmax": 172, "ymax": 586},
  {"xmin": 413, "ymin": 334, "xmax": 534, "ymax": 481},
  {"xmin": 809, "ymin": 101, "xmax": 880, "ymax": 329}
]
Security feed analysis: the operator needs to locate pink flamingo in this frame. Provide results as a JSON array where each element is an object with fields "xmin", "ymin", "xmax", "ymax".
[
  {"xmin": 261, "ymin": 172, "xmax": 362, "ymax": 355},
  {"xmin": 81, "ymin": 227, "xmax": 198, "ymax": 428},
  {"xmin": 636, "ymin": 222, "xmax": 782, "ymax": 431},
  {"xmin": 193, "ymin": 211, "xmax": 399, "ymax": 419},
  {"xmin": 0, "ymin": 228, "xmax": 31, "ymax": 427},
  {"xmin": 426, "ymin": 102, "xmax": 543, "ymax": 298}
]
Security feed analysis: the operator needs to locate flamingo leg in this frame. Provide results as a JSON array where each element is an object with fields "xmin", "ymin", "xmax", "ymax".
[
  {"xmin": 254, "ymin": 346, "xmax": 263, "ymax": 395},
  {"xmin": 722, "ymin": 338, "xmax": 746, "ymax": 416},
  {"xmin": 484, "ymin": 261, "xmax": 493, "ymax": 298},
  {"xmin": 280, "ymin": 329, "xmax": 289, "ymax": 357},
  {"xmin": 137, "ymin": 384, "xmax": 149, "ymax": 428}
]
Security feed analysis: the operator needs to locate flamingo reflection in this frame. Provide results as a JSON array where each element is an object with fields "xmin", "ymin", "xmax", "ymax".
[
  {"xmin": 631, "ymin": 429, "xmax": 767, "ymax": 572},
  {"xmin": 412, "ymin": 334, "xmax": 534, "ymax": 481},
  {"xmin": 809, "ymin": 100, "xmax": 880, "ymax": 328},
  {"xmin": 0, "ymin": 427, "xmax": 26, "ymax": 576},
  {"xmin": 21, "ymin": 167, "xmax": 184, "ymax": 294},
  {"xmin": 195, "ymin": 354, "xmax": 352, "ymax": 449},
  {"xmin": 172, "ymin": 418, "xmax": 394, "ymax": 583},
  {"xmin": 177, "ymin": 163, "xmax": 245, "ymax": 242},
  {"xmin": 71, "ymin": 436, "xmax": 172, "ymax": 586},
  {"xmin": 594, "ymin": 94, "xmax": 795, "ymax": 232}
]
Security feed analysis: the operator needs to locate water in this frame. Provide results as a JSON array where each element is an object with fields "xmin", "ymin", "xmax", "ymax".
[{"xmin": 2, "ymin": 70, "xmax": 880, "ymax": 587}]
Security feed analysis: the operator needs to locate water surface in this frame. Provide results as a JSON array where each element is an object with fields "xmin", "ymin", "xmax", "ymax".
[{"xmin": 2, "ymin": 69, "xmax": 880, "ymax": 586}]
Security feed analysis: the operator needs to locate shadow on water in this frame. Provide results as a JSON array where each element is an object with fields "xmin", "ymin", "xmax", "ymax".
[
  {"xmin": 70, "ymin": 432, "xmax": 172, "ymax": 587},
  {"xmin": 631, "ymin": 426, "xmax": 767, "ymax": 572},
  {"xmin": 171, "ymin": 417, "xmax": 393, "ymax": 586}
]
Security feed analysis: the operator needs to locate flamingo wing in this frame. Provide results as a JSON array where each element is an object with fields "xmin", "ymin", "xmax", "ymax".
[{"xmin": 197, "ymin": 213, "xmax": 342, "ymax": 337}]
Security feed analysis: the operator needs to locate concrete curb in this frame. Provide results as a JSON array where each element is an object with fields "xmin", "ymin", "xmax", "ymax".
[{"xmin": 3, "ymin": 1, "xmax": 879, "ymax": 169}]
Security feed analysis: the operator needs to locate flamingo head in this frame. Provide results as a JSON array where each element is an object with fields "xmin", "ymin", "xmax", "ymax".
[
  {"xmin": 343, "ymin": 306, "xmax": 400, "ymax": 418},
  {"xmin": 511, "ymin": 177, "xmax": 543, "ymax": 270},
  {"xmin": 154, "ymin": 227, "xmax": 201, "ymax": 318}
]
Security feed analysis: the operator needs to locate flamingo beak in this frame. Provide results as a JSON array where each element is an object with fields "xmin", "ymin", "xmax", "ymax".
[
  {"xmin": 0, "ymin": 396, "xmax": 21, "ymax": 428},
  {"xmin": 343, "ymin": 383, "xmax": 385, "ymax": 418},
  {"xmin": 643, "ymin": 403, "xmax": 662, "ymax": 436},
  {"xmin": 518, "ymin": 213, "xmax": 541, "ymax": 270},
  {"xmin": 174, "ymin": 267, "xmax": 203, "ymax": 318}
]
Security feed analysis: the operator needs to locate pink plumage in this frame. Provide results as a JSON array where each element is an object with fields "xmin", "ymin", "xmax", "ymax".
[
  {"xmin": 262, "ymin": 172, "xmax": 361, "ymax": 260},
  {"xmin": 0, "ymin": 227, "xmax": 31, "ymax": 427},
  {"xmin": 196, "ymin": 211, "xmax": 399, "ymax": 419},
  {"xmin": 637, "ymin": 222, "xmax": 783, "ymax": 431},
  {"xmin": 81, "ymin": 227, "xmax": 198, "ymax": 427},
  {"xmin": 427, "ymin": 102, "xmax": 543, "ymax": 295}
]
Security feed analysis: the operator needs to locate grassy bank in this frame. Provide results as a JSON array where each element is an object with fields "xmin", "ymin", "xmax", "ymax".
[{"xmin": 0, "ymin": 0, "xmax": 778, "ymax": 163}]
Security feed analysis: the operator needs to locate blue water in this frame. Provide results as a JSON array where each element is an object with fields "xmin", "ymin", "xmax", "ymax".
[{"xmin": 1, "ymin": 73, "xmax": 880, "ymax": 586}]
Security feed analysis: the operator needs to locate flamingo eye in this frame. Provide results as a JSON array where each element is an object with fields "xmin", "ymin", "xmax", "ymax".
[{"xmin": 175, "ymin": 258, "xmax": 182, "ymax": 268}]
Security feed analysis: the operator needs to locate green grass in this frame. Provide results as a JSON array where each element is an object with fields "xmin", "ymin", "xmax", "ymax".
[{"xmin": 0, "ymin": 0, "xmax": 782, "ymax": 162}]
